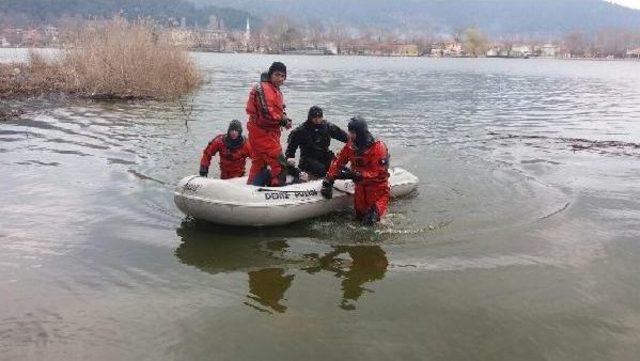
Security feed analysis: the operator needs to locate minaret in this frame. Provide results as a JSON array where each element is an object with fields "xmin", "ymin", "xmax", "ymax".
[{"xmin": 244, "ymin": 17, "xmax": 251, "ymax": 50}]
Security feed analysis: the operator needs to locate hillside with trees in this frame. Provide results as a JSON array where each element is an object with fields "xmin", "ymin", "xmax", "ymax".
[
  {"xmin": 0, "ymin": 0, "xmax": 256, "ymax": 30},
  {"xmin": 195, "ymin": 0, "xmax": 640, "ymax": 36}
]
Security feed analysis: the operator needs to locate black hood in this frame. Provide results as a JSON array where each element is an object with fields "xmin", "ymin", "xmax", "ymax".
[
  {"xmin": 227, "ymin": 119, "xmax": 242, "ymax": 136},
  {"xmin": 348, "ymin": 116, "xmax": 374, "ymax": 153},
  {"xmin": 224, "ymin": 119, "xmax": 244, "ymax": 150},
  {"xmin": 307, "ymin": 106, "xmax": 323, "ymax": 122},
  {"xmin": 306, "ymin": 105, "xmax": 327, "ymax": 131}
]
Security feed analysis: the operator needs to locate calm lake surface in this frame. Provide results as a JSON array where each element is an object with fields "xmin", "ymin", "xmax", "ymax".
[{"xmin": 2, "ymin": 50, "xmax": 640, "ymax": 360}]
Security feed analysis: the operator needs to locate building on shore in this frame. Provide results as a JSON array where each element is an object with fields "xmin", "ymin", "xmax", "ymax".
[
  {"xmin": 340, "ymin": 43, "xmax": 375, "ymax": 55},
  {"xmin": 167, "ymin": 28, "xmax": 198, "ymax": 48},
  {"xmin": 509, "ymin": 45, "xmax": 531, "ymax": 58},
  {"xmin": 485, "ymin": 46, "xmax": 500, "ymax": 57},
  {"xmin": 389, "ymin": 44, "xmax": 419, "ymax": 57},
  {"xmin": 430, "ymin": 41, "xmax": 463, "ymax": 57},
  {"xmin": 304, "ymin": 43, "xmax": 339, "ymax": 55},
  {"xmin": 485, "ymin": 43, "xmax": 559, "ymax": 58},
  {"xmin": 323, "ymin": 42, "xmax": 338, "ymax": 55},
  {"xmin": 165, "ymin": 27, "xmax": 236, "ymax": 52},
  {"xmin": 627, "ymin": 47, "xmax": 640, "ymax": 59},
  {"xmin": 194, "ymin": 29, "xmax": 229, "ymax": 51},
  {"xmin": 541, "ymin": 44, "xmax": 558, "ymax": 58},
  {"xmin": 338, "ymin": 42, "xmax": 420, "ymax": 57}
]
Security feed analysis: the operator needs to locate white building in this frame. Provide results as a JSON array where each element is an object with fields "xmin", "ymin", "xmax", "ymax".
[
  {"xmin": 486, "ymin": 47, "xmax": 499, "ymax": 57},
  {"xmin": 541, "ymin": 44, "xmax": 558, "ymax": 58},
  {"xmin": 430, "ymin": 41, "xmax": 463, "ymax": 57},
  {"xmin": 323, "ymin": 42, "xmax": 338, "ymax": 55},
  {"xmin": 167, "ymin": 29, "xmax": 197, "ymax": 48},
  {"xmin": 627, "ymin": 47, "xmax": 640, "ymax": 58},
  {"xmin": 511, "ymin": 45, "xmax": 531, "ymax": 56}
]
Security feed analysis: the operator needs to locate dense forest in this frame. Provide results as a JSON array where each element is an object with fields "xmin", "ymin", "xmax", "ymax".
[{"xmin": 0, "ymin": 0, "xmax": 257, "ymax": 30}]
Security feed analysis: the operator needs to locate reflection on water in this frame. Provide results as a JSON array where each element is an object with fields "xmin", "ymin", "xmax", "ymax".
[
  {"xmin": 175, "ymin": 221, "xmax": 389, "ymax": 312},
  {"xmin": 246, "ymin": 268, "xmax": 294, "ymax": 314},
  {"xmin": 303, "ymin": 246, "xmax": 388, "ymax": 310}
]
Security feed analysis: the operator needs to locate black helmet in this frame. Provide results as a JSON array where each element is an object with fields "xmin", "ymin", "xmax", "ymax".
[
  {"xmin": 268, "ymin": 61, "xmax": 287, "ymax": 79},
  {"xmin": 228, "ymin": 119, "xmax": 242, "ymax": 136},
  {"xmin": 307, "ymin": 106, "xmax": 323, "ymax": 121}
]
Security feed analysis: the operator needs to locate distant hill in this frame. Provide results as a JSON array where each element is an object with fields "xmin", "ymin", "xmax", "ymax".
[
  {"xmin": 5, "ymin": 0, "xmax": 639, "ymax": 36},
  {"xmin": 193, "ymin": 0, "xmax": 640, "ymax": 36},
  {"xmin": 1, "ymin": 0, "xmax": 257, "ymax": 30}
]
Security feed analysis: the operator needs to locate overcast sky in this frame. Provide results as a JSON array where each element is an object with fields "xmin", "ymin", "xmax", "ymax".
[{"xmin": 608, "ymin": 0, "xmax": 640, "ymax": 9}]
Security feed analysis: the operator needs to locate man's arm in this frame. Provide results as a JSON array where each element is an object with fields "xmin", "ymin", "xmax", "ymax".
[
  {"xmin": 245, "ymin": 87, "xmax": 258, "ymax": 118},
  {"xmin": 241, "ymin": 139, "xmax": 252, "ymax": 159},
  {"xmin": 329, "ymin": 123, "xmax": 349, "ymax": 143},
  {"xmin": 326, "ymin": 143, "xmax": 352, "ymax": 181},
  {"xmin": 321, "ymin": 143, "xmax": 352, "ymax": 199},
  {"xmin": 199, "ymin": 137, "xmax": 222, "ymax": 176},
  {"xmin": 285, "ymin": 129, "xmax": 300, "ymax": 159}
]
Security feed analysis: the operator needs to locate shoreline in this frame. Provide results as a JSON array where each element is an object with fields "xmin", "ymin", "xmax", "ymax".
[{"xmin": 1, "ymin": 46, "xmax": 639, "ymax": 63}]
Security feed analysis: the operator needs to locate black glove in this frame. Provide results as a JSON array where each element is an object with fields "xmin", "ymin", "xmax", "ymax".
[
  {"xmin": 362, "ymin": 206, "xmax": 380, "ymax": 226},
  {"xmin": 199, "ymin": 165, "xmax": 208, "ymax": 177},
  {"xmin": 338, "ymin": 167, "xmax": 363, "ymax": 182},
  {"xmin": 280, "ymin": 116, "xmax": 293, "ymax": 129},
  {"xmin": 320, "ymin": 179, "xmax": 334, "ymax": 199}
]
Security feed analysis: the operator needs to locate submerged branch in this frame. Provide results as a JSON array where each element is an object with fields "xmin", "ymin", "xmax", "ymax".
[{"xmin": 488, "ymin": 131, "xmax": 640, "ymax": 158}]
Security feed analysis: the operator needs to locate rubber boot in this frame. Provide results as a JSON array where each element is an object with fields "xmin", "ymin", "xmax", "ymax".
[{"xmin": 361, "ymin": 206, "xmax": 380, "ymax": 226}]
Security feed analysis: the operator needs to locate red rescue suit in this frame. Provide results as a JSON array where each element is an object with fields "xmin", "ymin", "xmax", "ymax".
[
  {"xmin": 328, "ymin": 140, "xmax": 390, "ymax": 218},
  {"xmin": 200, "ymin": 134, "xmax": 251, "ymax": 179},
  {"xmin": 246, "ymin": 81, "xmax": 286, "ymax": 185}
]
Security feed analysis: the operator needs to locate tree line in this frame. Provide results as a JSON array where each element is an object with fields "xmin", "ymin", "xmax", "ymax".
[
  {"xmin": 0, "ymin": 0, "xmax": 256, "ymax": 30},
  {"xmin": 253, "ymin": 16, "xmax": 640, "ymax": 58}
]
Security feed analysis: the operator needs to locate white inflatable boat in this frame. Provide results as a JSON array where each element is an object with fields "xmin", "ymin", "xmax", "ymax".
[{"xmin": 174, "ymin": 167, "xmax": 418, "ymax": 226}]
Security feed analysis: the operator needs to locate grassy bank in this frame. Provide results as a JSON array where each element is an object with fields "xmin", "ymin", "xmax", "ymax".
[{"xmin": 0, "ymin": 19, "xmax": 202, "ymax": 101}]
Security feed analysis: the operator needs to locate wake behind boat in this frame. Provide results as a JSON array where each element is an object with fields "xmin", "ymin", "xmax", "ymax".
[{"xmin": 174, "ymin": 167, "xmax": 418, "ymax": 226}]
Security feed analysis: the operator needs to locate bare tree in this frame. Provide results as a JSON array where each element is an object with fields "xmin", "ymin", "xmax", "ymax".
[
  {"xmin": 595, "ymin": 27, "xmax": 640, "ymax": 58},
  {"xmin": 307, "ymin": 21, "xmax": 326, "ymax": 49},
  {"xmin": 564, "ymin": 30, "xmax": 587, "ymax": 57},
  {"xmin": 411, "ymin": 34, "xmax": 435, "ymax": 56},
  {"xmin": 327, "ymin": 22, "xmax": 349, "ymax": 54},
  {"xmin": 463, "ymin": 28, "xmax": 488, "ymax": 57},
  {"xmin": 452, "ymin": 27, "xmax": 464, "ymax": 43},
  {"xmin": 263, "ymin": 15, "xmax": 302, "ymax": 52}
]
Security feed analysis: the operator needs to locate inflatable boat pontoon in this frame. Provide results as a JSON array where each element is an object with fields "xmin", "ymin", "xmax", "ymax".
[{"xmin": 174, "ymin": 167, "xmax": 418, "ymax": 226}]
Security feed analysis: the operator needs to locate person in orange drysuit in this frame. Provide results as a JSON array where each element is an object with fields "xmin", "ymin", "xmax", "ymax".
[
  {"xmin": 199, "ymin": 119, "xmax": 251, "ymax": 179},
  {"xmin": 321, "ymin": 116, "xmax": 390, "ymax": 226},
  {"xmin": 245, "ymin": 62, "xmax": 293, "ymax": 186}
]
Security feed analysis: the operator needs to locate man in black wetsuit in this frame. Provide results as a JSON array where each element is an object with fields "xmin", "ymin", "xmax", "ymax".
[{"xmin": 285, "ymin": 106, "xmax": 348, "ymax": 178}]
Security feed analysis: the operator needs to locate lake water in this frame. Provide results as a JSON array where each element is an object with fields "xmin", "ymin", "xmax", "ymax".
[{"xmin": 2, "ymin": 50, "xmax": 640, "ymax": 360}]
